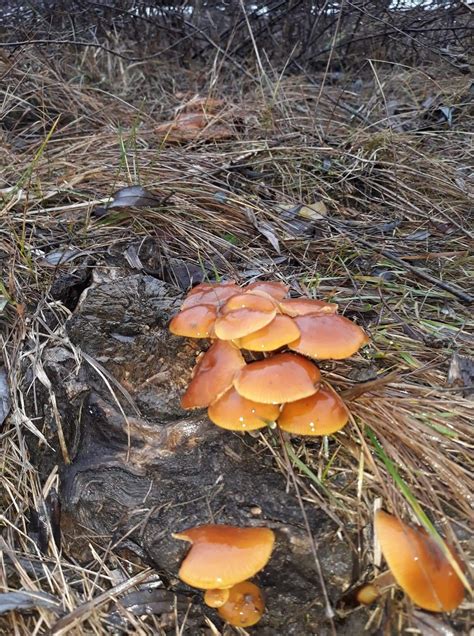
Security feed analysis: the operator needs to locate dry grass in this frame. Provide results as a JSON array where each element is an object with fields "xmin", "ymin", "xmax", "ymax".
[{"xmin": 1, "ymin": 45, "xmax": 473, "ymax": 634}]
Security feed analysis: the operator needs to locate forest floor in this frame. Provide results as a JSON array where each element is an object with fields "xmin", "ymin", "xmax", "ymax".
[{"xmin": 1, "ymin": 47, "xmax": 473, "ymax": 634}]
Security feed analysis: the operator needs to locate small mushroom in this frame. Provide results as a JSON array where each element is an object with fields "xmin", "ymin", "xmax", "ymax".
[
  {"xmin": 238, "ymin": 315, "xmax": 300, "ymax": 351},
  {"xmin": 278, "ymin": 298, "xmax": 338, "ymax": 316},
  {"xmin": 221, "ymin": 293, "xmax": 276, "ymax": 314},
  {"xmin": 217, "ymin": 580, "xmax": 265, "ymax": 628},
  {"xmin": 181, "ymin": 282, "xmax": 240, "ymax": 310},
  {"xmin": 374, "ymin": 510, "xmax": 465, "ymax": 612},
  {"xmin": 214, "ymin": 293, "xmax": 277, "ymax": 340},
  {"xmin": 245, "ymin": 280, "xmax": 289, "ymax": 300},
  {"xmin": 169, "ymin": 304, "xmax": 217, "ymax": 338},
  {"xmin": 289, "ymin": 314, "xmax": 369, "ymax": 360},
  {"xmin": 181, "ymin": 340, "xmax": 246, "ymax": 409},
  {"xmin": 234, "ymin": 352, "xmax": 321, "ymax": 404},
  {"xmin": 208, "ymin": 387, "xmax": 280, "ymax": 431},
  {"xmin": 277, "ymin": 385, "xmax": 349, "ymax": 435},
  {"xmin": 173, "ymin": 525, "xmax": 275, "ymax": 590},
  {"xmin": 204, "ymin": 588, "xmax": 230, "ymax": 608}
]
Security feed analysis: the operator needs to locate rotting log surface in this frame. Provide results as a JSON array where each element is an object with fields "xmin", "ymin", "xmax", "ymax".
[{"xmin": 27, "ymin": 273, "xmax": 368, "ymax": 634}]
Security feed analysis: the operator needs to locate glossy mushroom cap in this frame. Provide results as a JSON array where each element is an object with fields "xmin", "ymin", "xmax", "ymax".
[
  {"xmin": 234, "ymin": 352, "xmax": 321, "ymax": 404},
  {"xmin": 245, "ymin": 281, "xmax": 289, "ymax": 301},
  {"xmin": 214, "ymin": 293, "xmax": 277, "ymax": 340},
  {"xmin": 174, "ymin": 525, "xmax": 275, "ymax": 590},
  {"xmin": 180, "ymin": 340, "xmax": 245, "ymax": 409},
  {"xmin": 217, "ymin": 581, "xmax": 265, "ymax": 628},
  {"xmin": 289, "ymin": 314, "xmax": 369, "ymax": 360},
  {"xmin": 279, "ymin": 298, "xmax": 338, "ymax": 316},
  {"xmin": 374, "ymin": 510, "xmax": 465, "ymax": 612},
  {"xmin": 238, "ymin": 315, "xmax": 300, "ymax": 351},
  {"xmin": 181, "ymin": 282, "xmax": 240, "ymax": 310},
  {"xmin": 169, "ymin": 304, "xmax": 217, "ymax": 338},
  {"xmin": 277, "ymin": 385, "xmax": 349, "ymax": 435},
  {"xmin": 208, "ymin": 387, "xmax": 280, "ymax": 431},
  {"xmin": 204, "ymin": 588, "xmax": 230, "ymax": 608}
]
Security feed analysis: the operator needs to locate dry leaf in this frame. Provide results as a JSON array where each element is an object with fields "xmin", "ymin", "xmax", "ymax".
[
  {"xmin": 108, "ymin": 185, "xmax": 162, "ymax": 209},
  {"xmin": 245, "ymin": 208, "xmax": 280, "ymax": 253},
  {"xmin": 156, "ymin": 112, "xmax": 233, "ymax": 142},
  {"xmin": 297, "ymin": 201, "xmax": 328, "ymax": 220},
  {"xmin": 0, "ymin": 366, "xmax": 10, "ymax": 427},
  {"xmin": 447, "ymin": 353, "xmax": 474, "ymax": 396}
]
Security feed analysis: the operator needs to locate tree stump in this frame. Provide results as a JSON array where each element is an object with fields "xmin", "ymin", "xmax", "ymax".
[{"xmin": 26, "ymin": 273, "xmax": 367, "ymax": 634}]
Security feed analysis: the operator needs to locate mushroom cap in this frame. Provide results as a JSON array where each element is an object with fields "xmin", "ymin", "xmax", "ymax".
[
  {"xmin": 181, "ymin": 341, "xmax": 245, "ymax": 409},
  {"xmin": 279, "ymin": 298, "xmax": 338, "ymax": 316},
  {"xmin": 289, "ymin": 314, "xmax": 369, "ymax": 360},
  {"xmin": 174, "ymin": 525, "xmax": 275, "ymax": 590},
  {"xmin": 234, "ymin": 353, "xmax": 321, "ymax": 404},
  {"xmin": 169, "ymin": 304, "xmax": 217, "ymax": 338},
  {"xmin": 181, "ymin": 282, "xmax": 240, "ymax": 310},
  {"xmin": 277, "ymin": 385, "xmax": 349, "ymax": 435},
  {"xmin": 374, "ymin": 510, "xmax": 465, "ymax": 612},
  {"xmin": 214, "ymin": 294, "xmax": 277, "ymax": 340},
  {"xmin": 245, "ymin": 281, "xmax": 289, "ymax": 301},
  {"xmin": 221, "ymin": 293, "xmax": 276, "ymax": 314},
  {"xmin": 217, "ymin": 581, "xmax": 265, "ymax": 628},
  {"xmin": 238, "ymin": 315, "xmax": 300, "ymax": 351},
  {"xmin": 204, "ymin": 588, "xmax": 230, "ymax": 608},
  {"xmin": 208, "ymin": 387, "xmax": 280, "ymax": 431}
]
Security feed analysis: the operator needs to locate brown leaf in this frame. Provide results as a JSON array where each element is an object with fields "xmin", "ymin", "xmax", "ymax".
[
  {"xmin": 155, "ymin": 112, "xmax": 233, "ymax": 142},
  {"xmin": 447, "ymin": 353, "xmax": 474, "ymax": 396}
]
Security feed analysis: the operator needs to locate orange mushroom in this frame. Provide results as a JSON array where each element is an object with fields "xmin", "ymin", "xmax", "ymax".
[
  {"xmin": 217, "ymin": 581, "xmax": 265, "ymax": 628},
  {"xmin": 279, "ymin": 298, "xmax": 338, "ymax": 316},
  {"xmin": 238, "ymin": 315, "xmax": 300, "ymax": 351},
  {"xmin": 169, "ymin": 304, "xmax": 217, "ymax": 338},
  {"xmin": 208, "ymin": 387, "xmax": 280, "ymax": 431},
  {"xmin": 234, "ymin": 352, "xmax": 320, "ymax": 404},
  {"xmin": 181, "ymin": 282, "xmax": 240, "ymax": 310},
  {"xmin": 374, "ymin": 510, "xmax": 465, "ymax": 612},
  {"xmin": 204, "ymin": 588, "xmax": 230, "ymax": 608},
  {"xmin": 277, "ymin": 385, "xmax": 349, "ymax": 435},
  {"xmin": 289, "ymin": 314, "xmax": 369, "ymax": 360},
  {"xmin": 214, "ymin": 294, "xmax": 277, "ymax": 340},
  {"xmin": 245, "ymin": 281, "xmax": 289, "ymax": 301},
  {"xmin": 173, "ymin": 525, "xmax": 275, "ymax": 590},
  {"xmin": 181, "ymin": 340, "xmax": 245, "ymax": 409},
  {"xmin": 221, "ymin": 293, "xmax": 276, "ymax": 314}
]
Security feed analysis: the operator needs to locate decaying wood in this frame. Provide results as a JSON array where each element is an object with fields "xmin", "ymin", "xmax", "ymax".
[{"xmin": 26, "ymin": 273, "xmax": 368, "ymax": 634}]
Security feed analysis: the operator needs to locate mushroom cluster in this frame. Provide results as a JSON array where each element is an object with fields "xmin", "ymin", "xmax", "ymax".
[
  {"xmin": 170, "ymin": 280, "xmax": 369, "ymax": 436},
  {"xmin": 174, "ymin": 524, "xmax": 275, "ymax": 628}
]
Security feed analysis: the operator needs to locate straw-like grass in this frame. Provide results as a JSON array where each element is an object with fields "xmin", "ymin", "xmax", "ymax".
[{"xmin": 1, "ymin": 41, "xmax": 472, "ymax": 634}]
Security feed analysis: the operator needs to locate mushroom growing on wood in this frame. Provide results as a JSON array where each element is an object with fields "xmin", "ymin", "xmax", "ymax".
[
  {"xmin": 289, "ymin": 314, "xmax": 369, "ymax": 360},
  {"xmin": 208, "ymin": 387, "xmax": 280, "ymax": 431},
  {"xmin": 278, "ymin": 298, "xmax": 338, "ymax": 316},
  {"xmin": 217, "ymin": 580, "xmax": 265, "ymax": 628},
  {"xmin": 277, "ymin": 385, "xmax": 349, "ymax": 435},
  {"xmin": 180, "ymin": 340, "xmax": 245, "ymax": 409},
  {"xmin": 173, "ymin": 524, "xmax": 275, "ymax": 590},
  {"xmin": 214, "ymin": 293, "xmax": 277, "ymax": 340},
  {"xmin": 245, "ymin": 280, "xmax": 289, "ymax": 301},
  {"xmin": 238, "ymin": 315, "xmax": 300, "ymax": 352},
  {"xmin": 374, "ymin": 510, "xmax": 465, "ymax": 612},
  {"xmin": 181, "ymin": 281, "xmax": 240, "ymax": 310},
  {"xmin": 234, "ymin": 352, "xmax": 321, "ymax": 404},
  {"xmin": 169, "ymin": 304, "xmax": 217, "ymax": 338}
]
